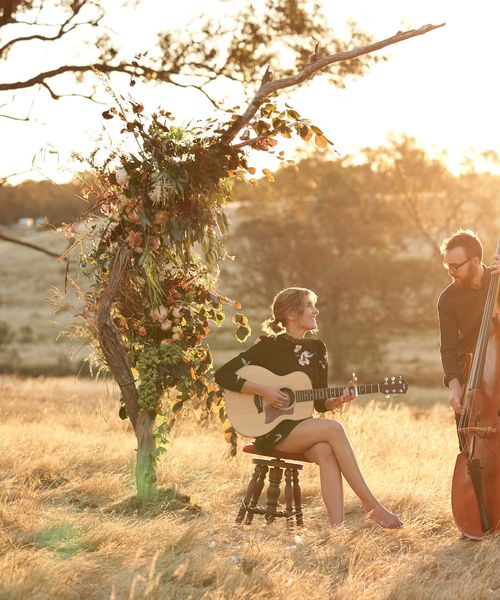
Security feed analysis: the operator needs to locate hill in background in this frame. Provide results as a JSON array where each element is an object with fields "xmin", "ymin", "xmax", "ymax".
[{"xmin": 0, "ymin": 224, "xmax": 443, "ymax": 390}]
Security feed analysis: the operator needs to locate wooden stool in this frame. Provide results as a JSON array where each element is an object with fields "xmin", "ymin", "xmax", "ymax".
[{"xmin": 236, "ymin": 443, "xmax": 312, "ymax": 527}]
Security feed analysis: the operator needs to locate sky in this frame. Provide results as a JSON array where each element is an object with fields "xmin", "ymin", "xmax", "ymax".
[{"xmin": 2, "ymin": 0, "xmax": 500, "ymax": 183}]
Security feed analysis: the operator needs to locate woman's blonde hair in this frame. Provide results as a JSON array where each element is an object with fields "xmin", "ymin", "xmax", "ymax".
[{"xmin": 261, "ymin": 287, "xmax": 317, "ymax": 334}]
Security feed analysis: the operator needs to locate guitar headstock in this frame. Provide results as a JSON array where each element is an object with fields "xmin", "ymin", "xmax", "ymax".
[{"xmin": 379, "ymin": 376, "xmax": 408, "ymax": 396}]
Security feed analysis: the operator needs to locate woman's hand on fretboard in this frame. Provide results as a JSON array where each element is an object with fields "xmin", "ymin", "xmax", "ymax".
[{"xmin": 325, "ymin": 381, "xmax": 356, "ymax": 411}]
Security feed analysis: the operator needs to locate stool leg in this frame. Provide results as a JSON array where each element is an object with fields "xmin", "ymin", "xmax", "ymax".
[
  {"xmin": 266, "ymin": 465, "xmax": 283, "ymax": 524},
  {"xmin": 292, "ymin": 468, "xmax": 304, "ymax": 527},
  {"xmin": 236, "ymin": 463, "xmax": 261, "ymax": 524},
  {"xmin": 244, "ymin": 464, "xmax": 268, "ymax": 525},
  {"xmin": 284, "ymin": 467, "xmax": 294, "ymax": 529}
]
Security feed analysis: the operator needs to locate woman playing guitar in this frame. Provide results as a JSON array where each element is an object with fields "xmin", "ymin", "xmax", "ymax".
[{"xmin": 215, "ymin": 287, "xmax": 403, "ymax": 529}]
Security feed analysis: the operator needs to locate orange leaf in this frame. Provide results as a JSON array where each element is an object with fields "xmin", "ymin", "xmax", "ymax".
[{"xmin": 314, "ymin": 134, "xmax": 328, "ymax": 149}]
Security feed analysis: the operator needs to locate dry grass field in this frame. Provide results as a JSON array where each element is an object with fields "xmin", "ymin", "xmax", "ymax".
[{"xmin": 1, "ymin": 375, "xmax": 499, "ymax": 600}]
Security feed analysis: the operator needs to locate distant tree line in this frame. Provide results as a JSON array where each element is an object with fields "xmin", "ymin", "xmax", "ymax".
[
  {"xmin": 2, "ymin": 137, "xmax": 499, "ymax": 380},
  {"xmin": 0, "ymin": 180, "xmax": 85, "ymax": 225},
  {"xmin": 227, "ymin": 136, "xmax": 500, "ymax": 378}
]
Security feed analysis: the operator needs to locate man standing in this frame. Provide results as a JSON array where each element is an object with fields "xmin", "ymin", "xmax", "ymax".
[{"xmin": 438, "ymin": 230, "xmax": 500, "ymax": 437}]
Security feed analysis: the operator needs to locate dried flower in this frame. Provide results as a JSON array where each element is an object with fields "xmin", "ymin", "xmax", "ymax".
[
  {"xmin": 160, "ymin": 319, "xmax": 172, "ymax": 331},
  {"xmin": 153, "ymin": 210, "xmax": 169, "ymax": 225},
  {"xmin": 126, "ymin": 231, "xmax": 143, "ymax": 249},
  {"xmin": 149, "ymin": 237, "xmax": 161, "ymax": 251},
  {"xmin": 126, "ymin": 209, "xmax": 141, "ymax": 224},
  {"xmin": 116, "ymin": 168, "xmax": 130, "ymax": 188}
]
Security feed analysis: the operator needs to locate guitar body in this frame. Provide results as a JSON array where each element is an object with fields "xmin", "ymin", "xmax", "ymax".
[
  {"xmin": 224, "ymin": 365, "xmax": 315, "ymax": 437},
  {"xmin": 222, "ymin": 366, "xmax": 408, "ymax": 438}
]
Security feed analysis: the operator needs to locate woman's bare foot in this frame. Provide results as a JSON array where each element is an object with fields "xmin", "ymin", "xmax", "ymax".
[{"xmin": 365, "ymin": 503, "xmax": 403, "ymax": 529}]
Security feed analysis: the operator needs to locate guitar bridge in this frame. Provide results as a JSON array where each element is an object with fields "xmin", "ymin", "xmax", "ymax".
[{"xmin": 254, "ymin": 395, "xmax": 263, "ymax": 414}]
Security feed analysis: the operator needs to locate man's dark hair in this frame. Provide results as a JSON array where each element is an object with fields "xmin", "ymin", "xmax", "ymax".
[{"xmin": 440, "ymin": 229, "xmax": 483, "ymax": 261}]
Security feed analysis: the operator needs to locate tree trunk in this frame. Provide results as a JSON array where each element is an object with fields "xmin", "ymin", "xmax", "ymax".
[
  {"xmin": 135, "ymin": 411, "xmax": 157, "ymax": 498},
  {"xmin": 97, "ymin": 244, "xmax": 158, "ymax": 499}
]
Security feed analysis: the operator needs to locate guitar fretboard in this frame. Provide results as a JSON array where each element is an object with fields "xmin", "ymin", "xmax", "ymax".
[{"xmin": 295, "ymin": 384, "xmax": 380, "ymax": 402}]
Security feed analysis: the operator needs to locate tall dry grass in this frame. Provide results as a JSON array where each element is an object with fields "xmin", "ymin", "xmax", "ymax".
[{"xmin": 0, "ymin": 375, "xmax": 498, "ymax": 600}]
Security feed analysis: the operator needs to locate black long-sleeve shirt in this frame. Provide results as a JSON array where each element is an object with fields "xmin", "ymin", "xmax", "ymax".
[
  {"xmin": 214, "ymin": 334, "xmax": 329, "ymax": 450},
  {"xmin": 437, "ymin": 267, "xmax": 492, "ymax": 386}
]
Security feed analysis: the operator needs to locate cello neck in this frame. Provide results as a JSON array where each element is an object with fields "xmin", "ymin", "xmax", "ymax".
[{"xmin": 467, "ymin": 237, "xmax": 500, "ymax": 390}]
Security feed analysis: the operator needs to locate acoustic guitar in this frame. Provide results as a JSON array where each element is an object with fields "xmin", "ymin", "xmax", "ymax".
[{"xmin": 223, "ymin": 365, "xmax": 408, "ymax": 437}]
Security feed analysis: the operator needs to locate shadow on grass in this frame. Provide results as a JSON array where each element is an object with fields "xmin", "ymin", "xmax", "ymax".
[
  {"xmin": 26, "ymin": 523, "xmax": 98, "ymax": 558},
  {"xmin": 383, "ymin": 532, "xmax": 500, "ymax": 599},
  {"xmin": 104, "ymin": 486, "xmax": 202, "ymax": 519}
]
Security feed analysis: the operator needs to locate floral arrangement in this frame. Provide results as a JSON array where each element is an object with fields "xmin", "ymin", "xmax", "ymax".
[
  {"xmin": 64, "ymin": 91, "xmax": 264, "ymax": 456},
  {"xmin": 60, "ymin": 76, "xmax": 332, "ymax": 474}
]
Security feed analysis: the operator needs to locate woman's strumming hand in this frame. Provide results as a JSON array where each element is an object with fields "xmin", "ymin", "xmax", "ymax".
[{"xmin": 259, "ymin": 386, "xmax": 289, "ymax": 409}]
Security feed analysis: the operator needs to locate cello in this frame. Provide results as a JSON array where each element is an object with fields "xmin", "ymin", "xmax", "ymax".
[{"xmin": 451, "ymin": 238, "xmax": 500, "ymax": 539}]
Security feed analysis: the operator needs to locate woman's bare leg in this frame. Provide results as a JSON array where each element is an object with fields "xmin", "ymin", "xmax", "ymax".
[
  {"xmin": 303, "ymin": 442, "xmax": 344, "ymax": 525},
  {"xmin": 276, "ymin": 419, "xmax": 402, "ymax": 528}
]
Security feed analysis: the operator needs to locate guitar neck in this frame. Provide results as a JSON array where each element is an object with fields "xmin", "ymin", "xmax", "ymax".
[{"xmin": 296, "ymin": 383, "xmax": 380, "ymax": 402}]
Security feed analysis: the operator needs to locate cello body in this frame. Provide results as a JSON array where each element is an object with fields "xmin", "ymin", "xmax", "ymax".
[{"xmin": 451, "ymin": 243, "xmax": 500, "ymax": 539}]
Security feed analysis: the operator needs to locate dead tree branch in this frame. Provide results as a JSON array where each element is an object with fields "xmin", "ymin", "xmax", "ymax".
[
  {"xmin": 0, "ymin": 229, "xmax": 63, "ymax": 258},
  {"xmin": 231, "ymin": 135, "xmax": 273, "ymax": 150},
  {"xmin": 96, "ymin": 244, "xmax": 139, "ymax": 428},
  {"xmin": 0, "ymin": 62, "xmax": 176, "ymax": 94},
  {"xmin": 223, "ymin": 23, "xmax": 445, "ymax": 146}
]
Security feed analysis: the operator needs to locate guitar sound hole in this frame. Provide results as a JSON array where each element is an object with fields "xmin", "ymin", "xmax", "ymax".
[{"xmin": 281, "ymin": 388, "xmax": 295, "ymax": 408}]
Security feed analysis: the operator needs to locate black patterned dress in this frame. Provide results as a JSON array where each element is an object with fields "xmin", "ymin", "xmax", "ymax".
[{"xmin": 214, "ymin": 334, "xmax": 329, "ymax": 451}]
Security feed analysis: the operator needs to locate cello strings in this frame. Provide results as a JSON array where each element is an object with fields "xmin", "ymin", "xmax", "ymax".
[
  {"xmin": 459, "ymin": 259, "xmax": 500, "ymax": 435},
  {"xmin": 460, "ymin": 288, "xmax": 491, "ymax": 426}
]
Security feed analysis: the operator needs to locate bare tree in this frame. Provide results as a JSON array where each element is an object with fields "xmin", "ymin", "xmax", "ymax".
[{"xmin": 1, "ymin": 0, "xmax": 383, "ymax": 114}]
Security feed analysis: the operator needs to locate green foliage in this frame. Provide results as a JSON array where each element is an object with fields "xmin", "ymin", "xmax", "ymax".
[
  {"xmin": 28, "ymin": 523, "xmax": 96, "ymax": 558},
  {"xmin": 232, "ymin": 313, "xmax": 251, "ymax": 342}
]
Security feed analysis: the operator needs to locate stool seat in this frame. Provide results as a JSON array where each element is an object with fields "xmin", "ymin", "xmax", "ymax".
[
  {"xmin": 237, "ymin": 443, "xmax": 309, "ymax": 528},
  {"xmin": 242, "ymin": 443, "xmax": 312, "ymax": 463}
]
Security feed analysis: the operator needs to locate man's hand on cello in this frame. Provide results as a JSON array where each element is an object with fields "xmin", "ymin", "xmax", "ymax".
[
  {"xmin": 490, "ymin": 254, "xmax": 500, "ymax": 275},
  {"xmin": 448, "ymin": 378, "xmax": 463, "ymax": 414}
]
